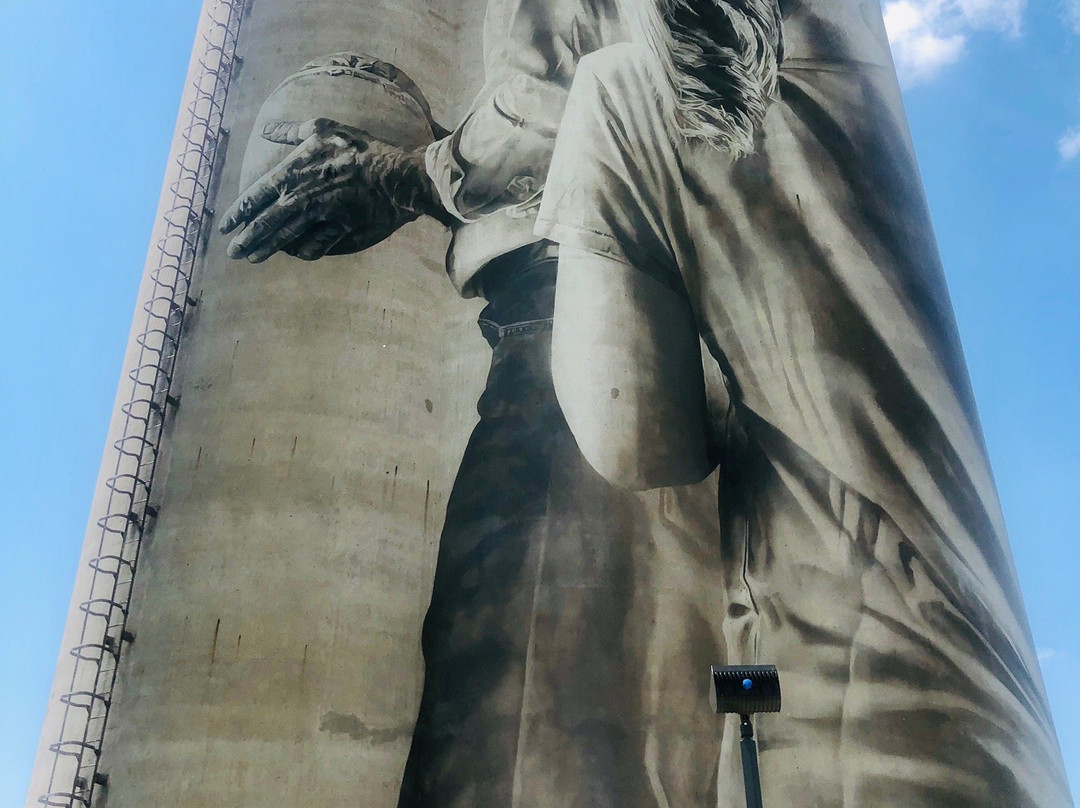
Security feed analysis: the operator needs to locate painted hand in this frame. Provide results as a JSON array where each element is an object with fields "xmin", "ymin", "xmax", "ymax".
[{"xmin": 219, "ymin": 117, "xmax": 451, "ymax": 262}]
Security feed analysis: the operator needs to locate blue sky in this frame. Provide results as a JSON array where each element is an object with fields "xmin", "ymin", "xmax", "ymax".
[{"xmin": 1, "ymin": 1, "xmax": 1077, "ymax": 805}]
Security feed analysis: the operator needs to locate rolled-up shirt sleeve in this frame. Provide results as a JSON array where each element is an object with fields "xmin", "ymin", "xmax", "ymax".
[
  {"xmin": 425, "ymin": 0, "xmax": 620, "ymax": 222},
  {"xmin": 426, "ymin": 74, "xmax": 568, "ymax": 221}
]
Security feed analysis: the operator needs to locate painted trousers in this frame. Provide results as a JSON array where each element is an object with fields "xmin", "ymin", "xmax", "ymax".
[{"xmin": 396, "ymin": 251, "xmax": 729, "ymax": 808}]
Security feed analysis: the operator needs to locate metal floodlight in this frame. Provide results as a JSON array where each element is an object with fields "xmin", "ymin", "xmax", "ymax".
[
  {"xmin": 710, "ymin": 664, "xmax": 781, "ymax": 714},
  {"xmin": 710, "ymin": 664, "xmax": 782, "ymax": 808}
]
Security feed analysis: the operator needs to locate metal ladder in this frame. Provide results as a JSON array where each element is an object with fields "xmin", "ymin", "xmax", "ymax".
[{"xmin": 38, "ymin": 1, "xmax": 246, "ymax": 804}]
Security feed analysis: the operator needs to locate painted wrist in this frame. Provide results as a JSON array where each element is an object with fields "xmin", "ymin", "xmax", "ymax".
[{"xmin": 378, "ymin": 145, "xmax": 455, "ymax": 227}]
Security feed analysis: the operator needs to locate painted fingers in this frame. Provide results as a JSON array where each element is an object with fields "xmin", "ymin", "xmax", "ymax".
[{"xmin": 218, "ymin": 118, "xmax": 371, "ymax": 262}]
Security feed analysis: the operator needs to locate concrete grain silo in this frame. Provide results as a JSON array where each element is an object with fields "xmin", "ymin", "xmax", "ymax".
[{"xmin": 27, "ymin": 1, "xmax": 1075, "ymax": 807}]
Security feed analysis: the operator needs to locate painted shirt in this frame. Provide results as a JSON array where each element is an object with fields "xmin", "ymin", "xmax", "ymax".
[
  {"xmin": 534, "ymin": 17, "xmax": 1074, "ymax": 807},
  {"xmin": 424, "ymin": 0, "xmax": 624, "ymax": 294}
]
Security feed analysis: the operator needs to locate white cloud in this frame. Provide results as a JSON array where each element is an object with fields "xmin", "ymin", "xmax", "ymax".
[
  {"xmin": 955, "ymin": 0, "xmax": 1025, "ymax": 34},
  {"xmin": 1037, "ymin": 647, "xmax": 1064, "ymax": 663},
  {"xmin": 1066, "ymin": 0, "xmax": 1080, "ymax": 34},
  {"xmin": 1058, "ymin": 127, "xmax": 1080, "ymax": 161},
  {"xmin": 883, "ymin": 0, "xmax": 1026, "ymax": 85}
]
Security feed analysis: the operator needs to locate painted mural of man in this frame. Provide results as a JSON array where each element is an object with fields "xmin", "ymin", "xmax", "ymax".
[
  {"xmin": 534, "ymin": 0, "xmax": 1075, "ymax": 806},
  {"xmin": 218, "ymin": 0, "xmax": 1075, "ymax": 804},
  {"xmin": 219, "ymin": 2, "xmax": 742, "ymax": 807}
]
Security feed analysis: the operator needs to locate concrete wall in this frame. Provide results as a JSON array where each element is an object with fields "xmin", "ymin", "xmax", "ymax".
[{"xmin": 30, "ymin": 1, "xmax": 492, "ymax": 805}]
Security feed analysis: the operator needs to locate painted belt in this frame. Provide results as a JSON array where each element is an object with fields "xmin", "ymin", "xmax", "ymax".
[{"xmin": 477, "ymin": 316, "xmax": 555, "ymax": 348}]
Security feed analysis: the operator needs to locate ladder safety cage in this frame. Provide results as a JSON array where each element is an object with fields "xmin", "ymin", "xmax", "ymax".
[{"xmin": 37, "ymin": 1, "xmax": 247, "ymax": 805}]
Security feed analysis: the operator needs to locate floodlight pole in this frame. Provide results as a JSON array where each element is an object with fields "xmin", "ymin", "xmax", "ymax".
[{"xmin": 739, "ymin": 713, "xmax": 764, "ymax": 808}]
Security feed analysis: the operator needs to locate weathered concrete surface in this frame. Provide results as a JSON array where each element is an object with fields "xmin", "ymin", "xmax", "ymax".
[{"xmin": 70, "ymin": 1, "xmax": 490, "ymax": 806}]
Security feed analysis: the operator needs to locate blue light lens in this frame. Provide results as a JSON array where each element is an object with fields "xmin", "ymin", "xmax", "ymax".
[{"xmin": 742, "ymin": 678, "xmax": 753, "ymax": 690}]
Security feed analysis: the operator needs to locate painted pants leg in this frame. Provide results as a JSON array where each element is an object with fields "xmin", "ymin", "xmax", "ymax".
[{"xmin": 396, "ymin": 252, "xmax": 727, "ymax": 808}]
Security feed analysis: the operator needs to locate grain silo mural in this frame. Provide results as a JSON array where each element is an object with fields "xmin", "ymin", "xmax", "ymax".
[{"xmin": 27, "ymin": 1, "xmax": 1075, "ymax": 807}]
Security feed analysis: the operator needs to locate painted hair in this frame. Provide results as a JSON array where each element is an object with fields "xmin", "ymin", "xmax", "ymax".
[{"xmin": 618, "ymin": 0, "xmax": 784, "ymax": 154}]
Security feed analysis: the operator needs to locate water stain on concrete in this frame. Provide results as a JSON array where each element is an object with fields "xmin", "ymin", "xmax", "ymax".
[{"xmin": 319, "ymin": 712, "xmax": 412, "ymax": 744}]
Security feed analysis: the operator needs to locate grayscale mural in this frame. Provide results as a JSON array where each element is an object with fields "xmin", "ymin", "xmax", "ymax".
[
  {"xmin": 28, "ymin": 0, "xmax": 1075, "ymax": 807},
  {"xmin": 215, "ymin": 0, "xmax": 1073, "ymax": 805}
]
